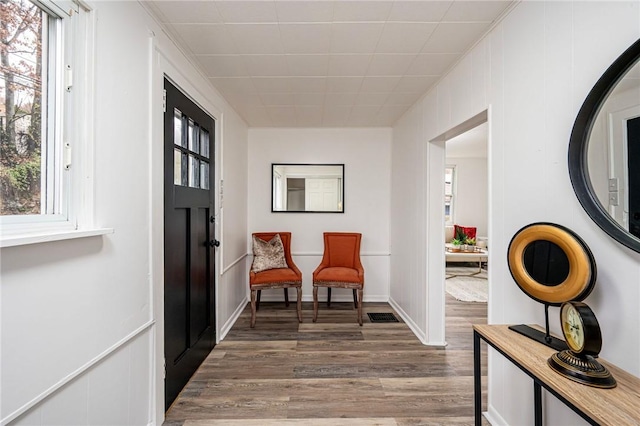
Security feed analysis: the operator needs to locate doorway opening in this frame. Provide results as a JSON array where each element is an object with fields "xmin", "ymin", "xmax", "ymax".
[
  {"xmin": 443, "ymin": 123, "xmax": 489, "ymax": 334},
  {"xmin": 425, "ymin": 110, "xmax": 489, "ymax": 346}
]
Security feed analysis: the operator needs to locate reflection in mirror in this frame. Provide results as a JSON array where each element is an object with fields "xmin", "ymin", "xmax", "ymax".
[
  {"xmin": 272, "ymin": 164, "xmax": 344, "ymax": 212},
  {"xmin": 570, "ymin": 38, "xmax": 640, "ymax": 253},
  {"xmin": 523, "ymin": 240, "xmax": 569, "ymax": 286},
  {"xmin": 588, "ymin": 59, "xmax": 640, "ymax": 239}
]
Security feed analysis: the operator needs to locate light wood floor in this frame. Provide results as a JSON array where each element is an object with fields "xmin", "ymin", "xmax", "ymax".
[{"xmin": 164, "ymin": 292, "xmax": 488, "ymax": 425}]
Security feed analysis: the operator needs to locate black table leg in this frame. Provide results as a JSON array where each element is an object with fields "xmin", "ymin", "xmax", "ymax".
[
  {"xmin": 474, "ymin": 330, "xmax": 482, "ymax": 426},
  {"xmin": 534, "ymin": 381, "xmax": 542, "ymax": 426}
]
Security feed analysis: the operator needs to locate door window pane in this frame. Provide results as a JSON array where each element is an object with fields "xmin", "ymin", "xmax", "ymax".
[
  {"xmin": 188, "ymin": 120, "xmax": 200, "ymax": 154},
  {"xmin": 174, "ymin": 149, "xmax": 182, "ymax": 185},
  {"xmin": 200, "ymin": 162, "xmax": 209, "ymax": 190},
  {"xmin": 189, "ymin": 155, "xmax": 200, "ymax": 188},
  {"xmin": 174, "ymin": 152, "xmax": 187, "ymax": 186},
  {"xmin": 173, "ymin": 109, "xmax": 183, "ymax": 147},
  {"xmin": 200, "ymin": 128, "xmax": 209, "ymax": 158}
]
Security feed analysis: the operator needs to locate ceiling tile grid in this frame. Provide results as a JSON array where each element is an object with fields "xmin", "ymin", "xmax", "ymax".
[{"xmin": 147, "ymin": 1, "xmax": 514, "ymax": 127}]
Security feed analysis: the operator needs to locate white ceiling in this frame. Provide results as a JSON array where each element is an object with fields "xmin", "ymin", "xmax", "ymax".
[{"xmin": 145, "ymin": 1, "xmax": 514, "ymax": 127}]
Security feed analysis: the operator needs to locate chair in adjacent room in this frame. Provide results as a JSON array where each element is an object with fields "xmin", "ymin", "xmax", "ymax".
[
  {"xmin": 312, "ymin": 232, "xmax": 365, "ymax": 325},
  {"xmin": 249, "ymin": 232, "xmax": 303, "ymax": 328}
]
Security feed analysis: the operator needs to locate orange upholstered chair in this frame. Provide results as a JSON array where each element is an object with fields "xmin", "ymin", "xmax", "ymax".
[
  {"xmin": 249, "ymin": 232, "xmax": 302, "ymax": 328},
  {"xmin": 312, "ymin": 232, "xmax": 364, "ymax": 325}
]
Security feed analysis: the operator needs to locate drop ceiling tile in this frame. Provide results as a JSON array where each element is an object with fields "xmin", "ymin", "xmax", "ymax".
[
  {"xmin": 147, "ymin": 0, "xmax": 515, "ymax": 128},
  {"xmin": 366, "ymin": 54, "xmax": 416, "ymax": 76},
  {"xmin": 294, "ymin": 93, "xmax": 326, "ymax": 106},
  {"xmin": 279, "ymin": 23, "xmax": 332, "ymax": 54},
  {"xmin": 421, "ymin": 22, "xmax": 490, "ymax": 54},
  {"xmin": 332, "ymin": 1, "xmax": 393, "ymax": 22},
  {"xmin": 170, "ymin": 24, "xmax": 237, "ymax": 54},
  {"xmin": 327, "ymin": 55, "xmax": 372, "ymax": 76},
  {"xmin": 195, "ymin": 55, "xmax": 249, "ymax": 77},
  {"xmin": 210, "ymin": 77, "xmax": 257, "ymax": 94},
  {"xmin": 221, "ymin": 93, "xmax": 264, "ymax": 110},
  {"xmin": 355, "ymin": 92, "xmax": 391, "ymax": 105},
  {"xmin": 215, "ymin": 1, "xmax": 278, "ymax": 23},
  {"xmin": 325, "ymin": 77, "xmax": 364, "ymax": 92},
  {"xmin": 275, "ymin": 1, "xmax": 335, "ymax": 22},
  {"xmin": 376, "ymin": 23, "xmax": 437, "ymax": 54},
  {"xmin": 151, "ymin": 1, "xmax": 223, "ymax": 23},
  {"xmin": 394, "ymin": 75, "xmax": 439, "ymax": 93},
  {"xmin": 387, "ymin": 1, "xmax": 453, "ymax": 22},
  {"xmin": 322, "ymin": 106, "xmax": 352, "ymax": 126},
  {"xmin": 253, "ymin": 77, "xmax": 292, "ymax": 93},
  {"xmin": 348, "ymin": 105, "xmax": 383, "ymax": 126},
  {"xmin": 406, "ymin": 53, "xmax": 459, "ymax": 76},
  {"xmin": 330, "ymin": 23, "xmax": 385, "ymax": 54},
  {"xmin": 350, "ymin": 105, "xmax": 383, "ymax": 117},
  {"xmin": 295, "ymin": 106, "xmax": 324, "ymax": 126},
  {"xmin": 385, "ymin": 92, "xmax": 423, "ymax": 105},
  {"xmin": 324, "ymin": 92, "xmax": 358, "ymax": 106},
  {"xmin": 443, "ymin": 1, "xmax": 512, "ymax": 22},
  {"xmin": 260, "ymin": 93, "xmax": 295, "ymax": 106},
  {"xmin": 376, "ymin": 105, "xmax": 409, "ymax": 125},
  {"xmin": 243, "ymin": 107, "xmax": 273, "ymax": 126},
  {"xmin": 268, "ymin": 106, "xmax": 297, "ymax": 126},
  {"xmin": 244, "ymin": 55, "xmax": 288, "ymax": 77},
  {"xmin": 360, "ymin": 76, "xmax": 401, "ymax": 92},
  {"xmin": 226, "ymin": 24, "xmax": 284, "ymax": 54},
  {"xmin": 286, "ymin": 55, "xmax": 330, "ymax": 76},
  {"xmin": 289, "ymin": 77, "xmax": 327, "ymax": 93}
]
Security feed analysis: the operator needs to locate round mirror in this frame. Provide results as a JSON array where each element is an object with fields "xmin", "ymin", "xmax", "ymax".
[
  {"xmin": 569, "ymin": 38, "xmax": 640, "ymax": 253},
  {"xmin": 508, "ymin": 223, "xmax": 596, "ymax": 306}
]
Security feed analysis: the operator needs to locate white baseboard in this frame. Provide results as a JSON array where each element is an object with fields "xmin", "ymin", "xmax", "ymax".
[
  {"xmin": 388, "ymin": 297, "xmax": 427, "ymax": 344},
  {"xmin": 484, "ymin": 403, "xmax": 508, "ymax": 425},
  {"xmin": 219, "ymin": 296, "xmax": 248, "ymax": 341}
]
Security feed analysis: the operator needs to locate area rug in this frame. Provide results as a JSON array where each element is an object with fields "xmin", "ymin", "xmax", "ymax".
[{"xmin": 445, "ymin": 266, "xmax": 488, "ymax": 302}]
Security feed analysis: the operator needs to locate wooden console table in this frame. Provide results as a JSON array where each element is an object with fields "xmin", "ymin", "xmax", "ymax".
[{"xmin": 473, "ymin": 324, "xmax": 640, "ymax": 425}]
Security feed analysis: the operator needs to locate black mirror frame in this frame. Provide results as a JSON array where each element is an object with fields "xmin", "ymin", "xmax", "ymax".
[
  {"xmin": 568, "ymin": 38, "xmax": 640, "ymax": 253},
  {"xmin": 271, "ymin": 163, "xmax": 345, "ymax": 213}
]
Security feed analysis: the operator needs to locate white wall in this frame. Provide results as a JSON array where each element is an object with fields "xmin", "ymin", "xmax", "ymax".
[
  {"xmin": 391, "ymin": 1, "xmax": 640, "ymax": 425},
  {"xmin": 1, "ymin": 2, "xmax": 249, "ymax": 425},
  {"xmin": 446, "ymin": 157, "xmax": 488, "ymax": 238},
  {"xmin": 248, "ymin": 128, "xmax": 391, "ymax": 303}
]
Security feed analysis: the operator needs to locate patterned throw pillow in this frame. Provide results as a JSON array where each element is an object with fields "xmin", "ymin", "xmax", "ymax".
[{"xmin": 251, "ymin": 234, "xmax": 288, "ymax": 273}]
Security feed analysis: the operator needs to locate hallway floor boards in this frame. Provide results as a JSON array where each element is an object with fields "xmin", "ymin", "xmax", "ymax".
[{"xmin": 164, "ymin": 295, "xmax": 488, "ymax": 425}]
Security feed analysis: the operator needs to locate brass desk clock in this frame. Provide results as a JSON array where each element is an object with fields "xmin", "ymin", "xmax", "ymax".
[{"xmin": 548, "ymin": 301, "xmax": 616, "ymax": 388}]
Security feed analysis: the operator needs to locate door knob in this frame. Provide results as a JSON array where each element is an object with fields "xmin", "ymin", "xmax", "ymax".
[{"xmin": 209, "ymin": 239, "xmax": 220, "ymax": 247}]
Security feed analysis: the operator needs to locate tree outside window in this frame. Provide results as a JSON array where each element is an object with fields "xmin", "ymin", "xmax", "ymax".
[{"xmin": 0, "ymin": 0, "xmax": 45, "ymax": 215}]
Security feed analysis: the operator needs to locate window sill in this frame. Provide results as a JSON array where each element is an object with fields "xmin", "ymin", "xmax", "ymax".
[{"xmin": 0, "ymin": 228, "xmax": 114, "ymax": 248}]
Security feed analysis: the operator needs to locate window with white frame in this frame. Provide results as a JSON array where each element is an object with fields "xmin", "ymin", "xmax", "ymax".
[
  {"xmin": 445, "ymin": 166, "xmax": 455, "ymax": 224},
  {"xmin": 0, "ymin": 0, "xmax": 90, "ymax": 237}
]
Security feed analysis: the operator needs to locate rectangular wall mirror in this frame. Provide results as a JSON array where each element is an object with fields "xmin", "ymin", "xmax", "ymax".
[{"xmin": 272, "ymin": 164, "xmax": 344, "ymax": 213}]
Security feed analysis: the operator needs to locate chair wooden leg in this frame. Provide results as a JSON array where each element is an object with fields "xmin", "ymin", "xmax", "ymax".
[
  {"xmin": 256, "ymin": 290, "xmax": 261, "ymax": 310},
  {"xmin": 284, "ymin": 288, "xmax": 289, "ymax": 307},
  {"xmin": 357, "ymin": 288, "xmax": 363, "ymax": 326},
  {"xmin": 296, "ymin": 287, "xmax": 303, "ymax": 323},
  {"xmin": 353, "ymin": 289, "xmax": 357, "ymax": 308},
  {"xmin": 250, "ymin": 290, "xmax": 257, "ymax": 328},
  {"xmin": 313, "ymin": 287, "xmax": 319, "ymax": 322},
  {"xmin": 327, "ymin": 287, "xmax": 331, "ymax": 307}
]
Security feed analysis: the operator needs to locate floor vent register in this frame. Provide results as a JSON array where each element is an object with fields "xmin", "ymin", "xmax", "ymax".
[{"xmin": 367, "ymin": 312, "xmax": 399, "ymax": 323}]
